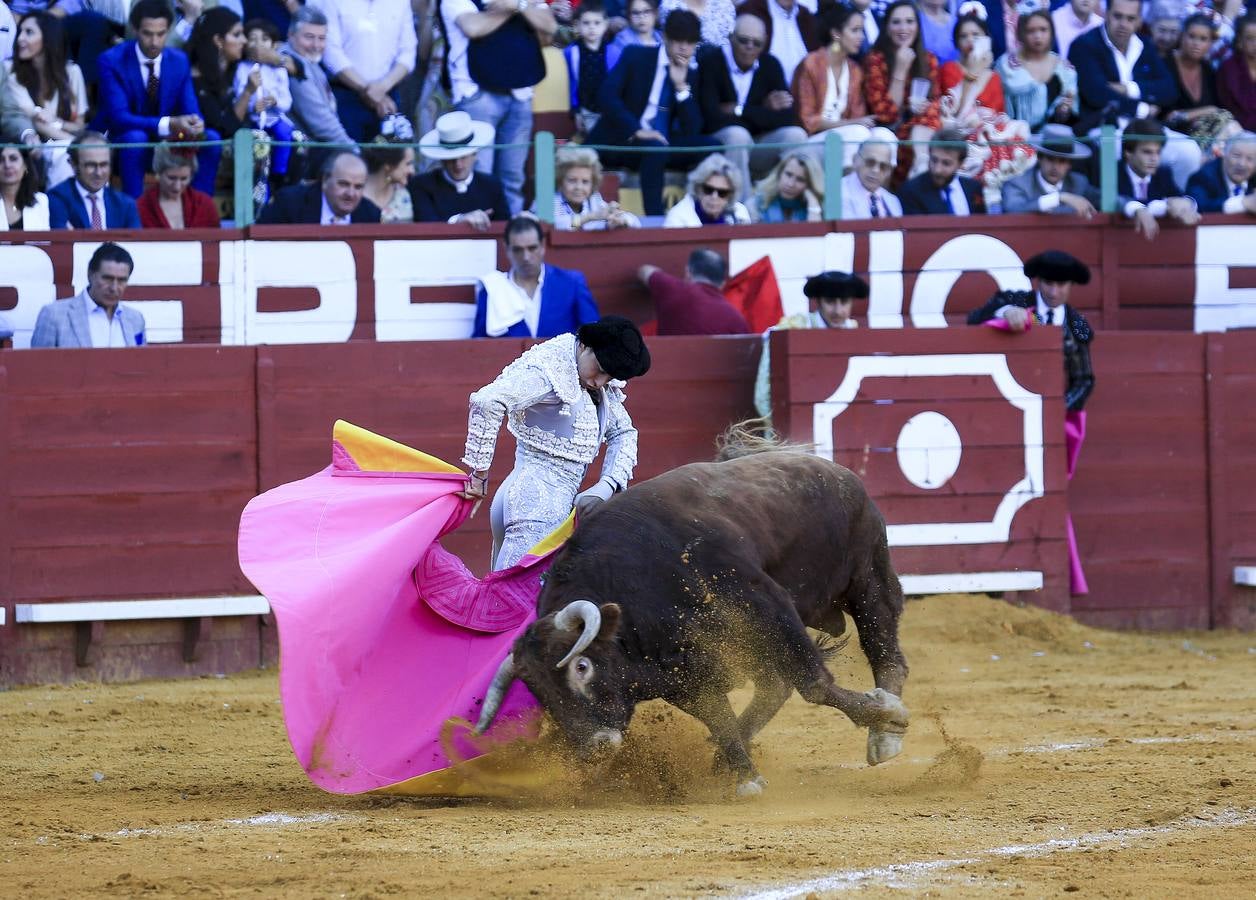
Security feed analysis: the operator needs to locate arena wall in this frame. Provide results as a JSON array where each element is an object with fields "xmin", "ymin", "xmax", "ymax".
[
  {"xmin": 2, "ymin": 216, "xmax": 1255, "ymax": 349},
  {"xmin": 2, "ymin": 329, "xmax": 1253, "ymax": 687}
]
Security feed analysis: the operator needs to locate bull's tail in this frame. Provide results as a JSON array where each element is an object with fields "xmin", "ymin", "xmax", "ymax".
[{"xmin": 714, "ymin": 417, "xmax": 815, "ymax": 462}]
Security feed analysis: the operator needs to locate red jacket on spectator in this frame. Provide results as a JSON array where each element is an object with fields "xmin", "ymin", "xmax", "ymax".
[{"xmin": 137, "ymin": 185, "xmax": 222, "ymax": 230}]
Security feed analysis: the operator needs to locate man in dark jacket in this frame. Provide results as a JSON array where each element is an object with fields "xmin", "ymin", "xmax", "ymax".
[
  {"xmin": 697, "ymin": 15, "xmax": 806, "ymax": 201},
  {"xmin": 898, "ymin": 128, "xmax": 984, "ymax": 216},
  {"xmin": 1185, "ymin": 131, "xmax": 1256, "ymax": 215},
  {"xmin": 1116, "ymin": 118, "xmax": 1200, "ymax": 239},
  {"xmin": 257, "ymin": 151, "xmax": 381, "ymax": 224},
  {"xmin": 410, "ymin": 112, "xmax": 511, "ymax": 229},
  {"xmin": 585, "ymin": 9, "xmax": 720, "ymax": 216}
]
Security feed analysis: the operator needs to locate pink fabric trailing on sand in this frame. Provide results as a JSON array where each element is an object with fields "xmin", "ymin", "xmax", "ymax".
[
  {"xmin": 1065, "ymin": 409, "xmax": 1089, "ymax": 596},
  {"xmin": 238, "ymin": 456, "xmax": 550, "ymax": 795}
]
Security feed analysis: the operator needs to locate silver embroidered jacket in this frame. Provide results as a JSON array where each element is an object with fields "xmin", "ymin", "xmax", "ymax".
[{"xmin": 462, "ymin": 333, "xmax": 638, "ymax": 488}]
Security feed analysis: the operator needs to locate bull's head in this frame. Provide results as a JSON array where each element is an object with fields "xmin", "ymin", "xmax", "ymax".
[{"xmin": 475, "ymin": 600, "xmax": 632, "ymax": 754}]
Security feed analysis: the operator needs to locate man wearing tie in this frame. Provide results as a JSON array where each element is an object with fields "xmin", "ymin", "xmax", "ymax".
[
  {"xmin": 898, "ymin": 128, "xmax": 985, "ymax": 216},
  {"xmin": 91, "ymin": 0, "xmax": 220, "ymax": 199},
  {"xmin": 258, "ymin": 151, "xmax": 381, "ymax": 224},
  {"xmin": 46, "ymin": 133, "xmax": 143, "ymax": 230},
  {"xmin": 967, "ymin": 250, "xmax": 1095, "ymax": 596},
  {"xmin": 1185, "ymin": 131, "xmax": 1256, "ymax": 216},
  {"xmin": 1116, "ymin": 118, "xmax": 1199, "ymax": 240},
  {"xmin": 839, "ymin": 128, "xmax": 903, "ymax": 220},
  {"xmin": 585, "ymin": 9, "xmax": 720, "ymax": 217}
]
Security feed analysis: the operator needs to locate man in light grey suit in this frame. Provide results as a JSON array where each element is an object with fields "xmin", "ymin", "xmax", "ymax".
[
  {"xmin": 30, "ymin": 243, "xmax": 147, "ymax": 349},
  {"xmin": 1002, "ymin": 124, "xmax": 1102, "ymax": 217},
  {"xmin": 280, "ymin": 7, "xmax": 354, "ymax": 176}
]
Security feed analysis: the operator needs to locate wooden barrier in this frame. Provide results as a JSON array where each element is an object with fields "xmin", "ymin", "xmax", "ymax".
[{"xmin": 1, "ymin": 330, "xmax": 1254, "ymax": 685}]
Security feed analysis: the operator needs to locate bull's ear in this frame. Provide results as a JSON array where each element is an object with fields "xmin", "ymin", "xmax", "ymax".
[{"xmin": 597, "ymin": 603, "xmax": 621, "ymax": 642}]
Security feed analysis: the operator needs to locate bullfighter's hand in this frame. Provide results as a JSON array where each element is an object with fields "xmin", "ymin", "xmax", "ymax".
[
  {"xmin": 459, "ymin": 470, "xmax": 488, "ymax": 516},
  {"xmin": 1002, "ymin": 307, "xmax": 1030, "ymax": 332}
]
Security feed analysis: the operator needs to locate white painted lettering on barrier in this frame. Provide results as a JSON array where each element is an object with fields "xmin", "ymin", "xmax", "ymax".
[
  {"xmin": 910, "ymin": 234, "xmax": 1031, "ymax": 328},
  {"xmin": 242, "ymin": 240, "xmax": 356, "ymax": 345},
  {"xmin": 1193, "ymin": 224, "xmax": 1256, "ymax": 333},
  {"xmin": 374, "ymin": 239, "xmax": 495, "ymax": 341},
  {"xmin": 0, "ymin": 244, "xmax": 56, "ymax": 349},
  {"xmin": 866, "ymin": 230, "xmax": 906, "ymax": 328}
]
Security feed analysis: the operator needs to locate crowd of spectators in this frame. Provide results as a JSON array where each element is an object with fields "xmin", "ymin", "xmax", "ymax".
[{"xmin": 1, "ymin": 0, "xmax": 1255, "ymax": 232}]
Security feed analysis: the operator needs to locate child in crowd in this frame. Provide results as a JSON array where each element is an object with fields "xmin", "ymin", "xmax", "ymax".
[
  {"xmin": 607, "ymin": 0, "xmax": 661, "ymax": 70},
  {"xmin": 233, "ymin": 18, "xmax": 296, "ymax": 180},
  {"xmin": 564, "ymin": 0, "xmax": 610, "ymax": 138}
]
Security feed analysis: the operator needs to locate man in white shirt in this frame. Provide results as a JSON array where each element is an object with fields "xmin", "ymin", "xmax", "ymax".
[
  {"xmin": 840, "ymin": 128, "xmax": 903, "ymax": 220},
  {"xmin": 441, "ymin": 0, "xmax": 557, "ymax": 216},
  {"xmin": 30, "ymin": 243, "xmax": 147, "ymax": 348},
  {"xmin": 310, "ymin": 0, "xmax": 418, "ymax": 142}
]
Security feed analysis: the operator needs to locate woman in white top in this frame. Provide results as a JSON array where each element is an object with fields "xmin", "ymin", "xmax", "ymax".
[
  {"xmin": 541, "ymin": 145, "xmax": 641, "ymax": 231},
  {"xmin": 663, "ymin": 152, "xmax": 751, "ymax": 227},
  {"xmin": 3, "ymin": 12, "xmax": 88, "ymax": 188},
  {"xmin": 0, "ymin": 145, "xmax": 50, "ymax": 232}
]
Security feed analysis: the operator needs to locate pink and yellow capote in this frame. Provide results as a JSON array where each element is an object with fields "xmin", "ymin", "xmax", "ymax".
[{"xmin": 238, "ymin": 421, "xmax": 571, "ymax": 796}]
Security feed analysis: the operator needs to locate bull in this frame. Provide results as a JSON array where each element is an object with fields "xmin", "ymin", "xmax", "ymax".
[{"xmin": 475, "ymin": 427, "xmax": 910, "ymax": 796}]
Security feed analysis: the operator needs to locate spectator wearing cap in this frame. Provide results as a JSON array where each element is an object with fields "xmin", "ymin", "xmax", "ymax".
[
  {"xmin": 92, "ymin": 0, "xmax": 220, "ymax": 199},
  {"xmin": 312, "ymin": 0, "xmax": 416, "ymax": 142},
  {"xmin": 1052, "ymin": 0, "xmax": 1102, "ymax": 62},
  {"xmin": 734, "ymin": 0, "xmax": 822, "ymax": 83},
  {"xmin": 136, "ymin": 140, "xmax": 220, "ymax": 228},
  {"xmin": 637, "ymin": 249, "xmax": 751, "ymax": 336},
  {"xmin": 257, "ymin": 149, "xmax": 381, "ymax": 224},
  {"xmin": 1000, "ymin": 123, "xmax": 1100, "ymax": 216},
  {"xmin": 968, "ymin": 248, "xmax": 1095, "ymax": 595},
  {"xmin": 753, "ymin": 270, "xmax": 867, "ymax": 422},
  {"xmin": 840, "ymin": 128, "xmax": 903, "ymax": 219},
  {"xmin": 1218, "ymin": 16, "xmax": 1256, "ymax": 132},
  {"xmin": 279, "ymin": 6, "xmax": 355, "ymax": 178},
  {"xmin": 696, "ymin": 13, "xmax": 807, "ymax": 202},
  {"xmin": 586, "ymin": 9, "xmax": 721, "ymax": 217},
  {"xmin": 1117, "ymin": 118, "xmax": 1200, "ymax": 241},
  {"xmin": 1185, "ymin": 130, "xmax": 1256, "ymax": 215},
  {"xmin": 30, "ymin": 242, "xmax": 146, "ymax": 348},
  {"xmin": 47, "ymin": 131, "xmax": 143, "ymax": 229},
  {"xmin": 473, "ymin": 215, "xmax": 600, "ymax": 339},
  {"xmin": 898, "ymin": 128, "xmax": 984, "ymax": 215},
  {"xmin": 411, "ymin": 111, "xmax": 510, "ymax": 229},
  {"xmin": 440, "ymin": 0, "xmax": 556, "ymax": 217}
]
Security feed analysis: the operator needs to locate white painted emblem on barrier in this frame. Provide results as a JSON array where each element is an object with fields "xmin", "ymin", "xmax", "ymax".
[
  {"xmin": 896, "ymin": 411, "xmax": 962, "ymax": 489},
  {"xmin": 812, "ymin": 354, "xmax": 1043, "ymax": 546}
]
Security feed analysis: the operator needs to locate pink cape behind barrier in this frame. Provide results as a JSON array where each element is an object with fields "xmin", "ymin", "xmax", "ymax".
[{"xmin": 237, "ymin": 422, "xmax": 559, "ymax": 795}]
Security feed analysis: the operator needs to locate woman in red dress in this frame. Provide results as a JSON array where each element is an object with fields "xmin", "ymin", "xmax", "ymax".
[
  {"xmin": 137, "ymin": 143, "xmax": 222, "ymax": 230},
  {"xmin": 863, "ymin": 0, "xmax": 942, "ymax": 181}
]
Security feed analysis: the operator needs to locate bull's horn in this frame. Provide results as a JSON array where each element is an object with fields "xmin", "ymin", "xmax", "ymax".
[
  {"xmin": 474, "ymin": 653, "xmax": 516, "ymax": 734},
  {"xmin": 554, "ymin": 600, "xmax": 602, "ymax": 669}
]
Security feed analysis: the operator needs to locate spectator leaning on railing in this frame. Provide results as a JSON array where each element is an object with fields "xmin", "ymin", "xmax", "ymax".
[
  {"xmin": 411, "ymin": 110, "xmax": 510, "ymax": 229},
  {"xmin": 1000, "ymin": 123, "xmax": 1099, "ymax": 216},
  {"xmin": 92, "ymin": 0, "xmax": 221, "ymax": 199},
  {"xmin": 30, "ymin": 242, "xmax": 146, "ymax": 348},
  {"xmin": 47, "ymin": 131, "xmax": 142, "ymax": 229},
  {"xmin": 1186, "ymin": 130, "xmax": 1256, "ymax": 215},
  {"xmin": 440, "ymin": 0, "xmax": 556, "ymax": 217},
  {"xmin": 1117, "ymin": 118, "xmax": 1200, "ymax": 241},
  {"xmin": 637, "ymin": 248, "xmax": 751, "ymax": 336}
]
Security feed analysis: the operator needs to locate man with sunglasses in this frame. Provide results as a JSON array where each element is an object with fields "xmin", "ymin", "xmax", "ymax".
[
  {"xmin": 735, "ymin": 0, "xmax": 823, "ymax": 83},
  {"xmin": 840, "ymin": 128, "xmax": 903, "ymax": 219},
  {"xmin": 587, "ymin": 9, "xmax": 720, "ymax": 216},
  {"xmin": 697, "ymin": 14, "xmax": 807, "ymax": 201}
]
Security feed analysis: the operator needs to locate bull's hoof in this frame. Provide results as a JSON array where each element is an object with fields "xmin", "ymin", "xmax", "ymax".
[
  {"xmin": 867, "ymin": 688, "xmax": 910, "ymax": 728},
  {"xmin": 866, "ymin": 729, "xmax": 904, "ymax": 766},
  {"xmin": 736, "ymin": 776, "xmax": 767, "ymax": 798}
]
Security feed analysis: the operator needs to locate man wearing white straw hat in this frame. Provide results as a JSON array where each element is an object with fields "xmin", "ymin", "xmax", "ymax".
[{"xmin": 411, "ymin": 111, "xmax": 511, "ymax": 230}]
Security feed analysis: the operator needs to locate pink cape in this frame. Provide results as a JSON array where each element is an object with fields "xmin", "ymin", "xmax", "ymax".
[{"xmin": 237, "ymin": 422, "xmax": 559, "ymax": 795}]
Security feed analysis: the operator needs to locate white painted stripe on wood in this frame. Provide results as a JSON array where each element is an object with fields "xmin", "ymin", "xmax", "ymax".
[
  {"xmin": 1235, "ymin": 566, "xmax": 1256, "ymax": 586},
  {"xmin": 0, "ymin": 607, "xmax": 6, "ymax": 626},
  {"xmin": 14, "ymin": 596, "xmax": 270, "ymax": 624},
  {"xmin": 900, "ymin": 571, "xmax": 1043, "ymax": 595}
]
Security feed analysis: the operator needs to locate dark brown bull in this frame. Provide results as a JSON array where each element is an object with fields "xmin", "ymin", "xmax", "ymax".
[{"xmin": 475, "ymin": 429, "xmax": 909, "ymax": 796}]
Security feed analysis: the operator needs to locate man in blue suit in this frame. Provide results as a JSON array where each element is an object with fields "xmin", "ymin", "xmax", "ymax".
[
  {"xmin": 1186, "ymin": 132, "xmax": 1256, "ymax": 215},
  {"xmin": 473, "ymin": 216, "xmax": 600, "ymax": 338},
  {"xmin": 47, "ymin": 133, "xmax": 143, "ymax": 230},
  {"xmin": 91, "ymin": 0, "xmax": 220, "ymax": 198},
  {"xmin": 585, "ymin": 9, "xmax": 720, "ymax": 217}
]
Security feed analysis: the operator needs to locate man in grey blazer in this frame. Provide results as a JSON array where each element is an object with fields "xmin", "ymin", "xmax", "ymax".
[
  {"xmin": 280, "ymin": 7, "xmax": 354, "ymax": 176},
  {"xmin": 1001, "ymin": 125, "xmax": 1101, "ymax": 217},
  {"xmin": 30, "ymin": 243, "xmax": 147, "ymax": 349}
]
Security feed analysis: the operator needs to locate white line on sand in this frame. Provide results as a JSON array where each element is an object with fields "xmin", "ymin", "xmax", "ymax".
[
  {"xmin": 89, "ymin": 812, "xmax": 356, "ymax": 841},
  {"xmin": 732, "ymin": 808, "xmax": 1256, "ymax": 899}
]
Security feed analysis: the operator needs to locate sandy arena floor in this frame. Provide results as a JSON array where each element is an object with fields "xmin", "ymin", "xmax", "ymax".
[{"xmin": 2, "ymin": 594, "xmax": 1254, "ymax": 898}]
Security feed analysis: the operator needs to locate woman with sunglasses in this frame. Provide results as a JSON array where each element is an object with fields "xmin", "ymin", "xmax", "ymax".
[
  {"xmin": 663, "ymin": 152, "xmax": 750, "ymax": 226},
  {"xmin": 607, "ymin": 0, "xmax": 662, "ymax": 70},
  {"xmin": 863, "ymin": 0, "xmax": 941, "ymax": 180}
]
